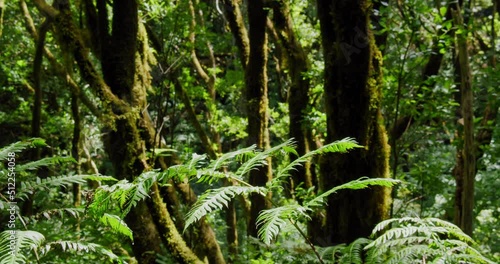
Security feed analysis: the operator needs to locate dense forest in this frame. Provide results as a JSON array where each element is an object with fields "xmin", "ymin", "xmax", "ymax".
[{"xmin": 0, "ymin": 0, "xmax": 499, "ymax": 263}]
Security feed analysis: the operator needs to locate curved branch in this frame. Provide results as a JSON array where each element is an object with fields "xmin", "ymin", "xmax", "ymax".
[{"xmin": 20, "ymin": 0, "xmax": 101, "ymax": 117}]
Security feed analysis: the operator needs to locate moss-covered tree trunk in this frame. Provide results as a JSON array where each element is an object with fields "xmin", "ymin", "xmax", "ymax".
[
  {"xmin": 0, "ymin": 0, "xmax": 4, "ymax": 39},
  {"xmin": 32, "ymin": 0, "xmax": 205, "ymax": 262},
  {"xmin": 317, "ymin": 0, "xmax": 391, "ymax": 244},
  {"xmin": 91, "ymin": 1, "xmax": 166, "ymax": 262},
  {"xmin": 245, "ymin": 0, "xmax": 272, "ymax": 238},
  {"xmin": 270, "ymin": 0, "xmax": 315, "ymax": 195}
]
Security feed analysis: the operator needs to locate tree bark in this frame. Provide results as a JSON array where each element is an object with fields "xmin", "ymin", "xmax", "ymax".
[
  {"xmin": 23, "ymin": 18, "xmax": 51, "ymax": 217},
  {"xmin": 0, "ymin": 0, "xmax": 4, "ymax": 39},
  {"xmin": 317, "ymin": 0, "xmax": 392, "ymax": 244},
  {"xmin": 222, "ymin": 0, "xmax": 249, "ymax": 67},
  {"xmin": 245, "ymin": 0, "xmax": 272, "ymax": 238},
  {"xmin": 451, "ymin": 6, "xmax": 475, "ymax": 236},
  {"xmin": 269, "ymin": 0, "xmax": 315, "ymax": 195},
  {"xmin": 31, "ymin": 1, "xmax": 205, "ymax": 262}
]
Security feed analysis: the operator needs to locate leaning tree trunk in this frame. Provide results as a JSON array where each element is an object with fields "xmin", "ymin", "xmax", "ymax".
[
  {"xmin": 32, "ymin": 0, "xmax": 205, "ymax": 262},
  {"xmin": 245, "ymin": 0, "xmax": 272, "ymax": 238},
  {"xmin": 316, "ymin": 0, "xmax": 392, "ymax": 244}
]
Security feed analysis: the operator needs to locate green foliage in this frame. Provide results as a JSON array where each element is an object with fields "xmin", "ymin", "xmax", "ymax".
[
  {"xmin": 319, "ymin": 217, "xmax": 495, "ymax": 264},
  {"xmin": 178, "ymin": 138, "xmax": 399, "ymax": 260},
  {"xmin": 318, "ymin": 237, "xmax": 372, "ymax": 264},
  {"xmin": 0, "ymin": 139, "xmax": 130, "ymax": 263},
  {"xmin": 0, "ymin": 138, "xmax": 46, "ymax": 161},
  {"xmin": 256, "ymin": 204, "xmax": 309, "ymax": 245},
  {"xmin": 0, "ymin": 230, "xmax": 45, "ymax": 264},
  {"xmin": 184, "ymin": 186, "xmax": 267, "ymax": 231},
  {"xmin": 365, "ymin": 217, "xmax": 495, "ymax": 264},
  {"xmin": 87, "ymin": 171, "xmax": 158, "ymax": 218}
]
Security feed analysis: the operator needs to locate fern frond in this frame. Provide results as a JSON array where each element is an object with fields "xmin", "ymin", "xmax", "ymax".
[
  {"xmin": 184, "ymin": 186, "xmax": 267, "ymax": 231},
  {"xmin": 87, "ymin": 172, "xmax": 155, "ymax": 218},
  {"xmin": 365, "ymin": 217, "xmax": 495, "ymax": 264},
  {"xmin": 120, "ymin": 171, "xmax": 157, "ymax": 215},
  {"xmin": 40, "ymin": 241, "xmax": 121, "ymax": 262},
  {"xmin": 343, "ymin": 237, "xmax": 372, "ymax": 264},
  {"xmin": 422, "ymin": 217, "xmax": 475, "ymax": 244},
  {"xmin": 306, "ymin": 177, "xmax": 399, "ymax": 209},
  {"xmin": 36, "ymin": 208, "xmax": 84, "ymax": 220},
  {"xmin": 193, "ymin": 145, "xmax": 258, "ymax": 184},
  {"xmin": 16, "ymin": 156, "xmax": 75, "ymax": 172},
  {"xmin": 19, "ymin": 175, "xmax": 115, "ymax": 200},
  {"xmin": 99, "ymin": 214, "xmax": 133, "ymax": 241},
  {"xmin": 87, "ymin": 180, "xmax": 132, "ymax": 217},
  {"xmin": 187, "ymin": 153, "xmax": 207, "ymax": 170},
  {"xmin": 0, "ymin": 230, "xmax": 45, "ymax": 264},
  {"xmin": 273, "ymin": 138, "xmax": 362, "ymax": 184},
  {"xmin": 370, "ymin": 216, "xmax": 423, "ymax": 236},
  {"xmin": 318, "ymin": 244, "xmax": 346, "ymax": 263},
  {"xmin": 256, "ymin": 204, "xmax": 309, "ymax": 244},
  {"xmin": 159, "ymin": 164, "xmax": 197, "ymax": 183},
  {"xmin": 195, "ymin": 169, "xmax": 228, "ymax": 184},
  {"xmin": 384, "ymin": 244, "xmax": 436, "ymax": 264},
  {"xmin": 0, "ymin": 138, "xmax": 46, "ymax": 162},
  {"xmin": 210, "ymin": 145, "xmax": 256, "ymax": 171},
  {"xmin": 235, "ymin": 139, "xmax": 295, "ymax": 178}
]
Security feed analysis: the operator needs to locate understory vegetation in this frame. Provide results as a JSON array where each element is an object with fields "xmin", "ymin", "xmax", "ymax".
[{"xmin": 0, "ymin": 0, "xmax": 499, "ymax": 263}]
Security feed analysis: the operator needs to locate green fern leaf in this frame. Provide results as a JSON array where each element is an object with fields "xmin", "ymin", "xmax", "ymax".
[
  {"xmin": 210, "ymin": 145, "xmax": 257, "ymax": 171},
  {"xmin": 0, "ymin": 230, "xmax": 45, "ymax": 264},
  {"xmin": 159, "ymin": 164, "xmax": 196, "ymax": 183},
  {"xmin": 184, "ymin": 186, "xmax": 267, "ymax": 231},
  {"xmin": 99, "ymin": 214, "xmax": 133, "ymax": 241},
  {"xmin": 36, "ymin": 208, "xmax": 84, "ymax": 220},
  {"xmin": 15, "ymin": 156, "xmax": 75, "ymax": 172},
  {"xmin": 19, "ymin": 175, "xmax": 115, "ymax": 200},
  {"xmin": 305, "ymin": 177, "xmax": 399, "ymax": 209},
  {"xmin": 344, "ymin": 237, "xmax": 372, "ymax": 264},
  {"xmin": 0, "ymin": 138, "xmax": 46, "ymax": 162},
  {"xmin": 41, "ymin": 241, "xmax": 121, "ymax": 262},
  {"xmin": 273, "ymin": 138, "xmax": 362, "ymax": 184},
  {"xmin": 256, "ymin": 204, "xmax": 309, "ymax": 244},
  {"xmin": 235, "ymin": 139, "xmax": 295, "ymax": 178}
]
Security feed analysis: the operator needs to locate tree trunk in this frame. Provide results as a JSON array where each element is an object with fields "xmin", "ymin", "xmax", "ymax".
[
  {"xmin": 245, "ymin": 0, "xmax": 272, "ymax": 238},
  {"xmin": 222, "ymin": 0, "xmax": 249, "ymax": 67},
  {"xmin": 316, "ymin": 0, "xmax": 392, "ymax": 244},
  {"xmin": 23, "ymin": 19, "xmax": 50, "ymax": 217},
  {"xmin": 0, "ymin": 0, "xmax": 4, "ymax": 39},
  {"xmin": 451, "ymin": 6, "xmax": 475, "ymax": 236},
  {"xmin": 31, "ymin": 0, "xmax": 205, "ymax": 262},
  {"xmin": 270, "ymin": 0, "xmax": 315, "ymax": 196}
]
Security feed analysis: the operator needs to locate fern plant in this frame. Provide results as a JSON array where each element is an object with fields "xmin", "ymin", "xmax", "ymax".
[
  {"xmin": 319, "ymin": 217, "xmax": 495, "ymax": 264},
  {"xmin": 86, "ymin": 137, "xmax": 398, "ymax": 263},
  {"xmin": 178, "ymin": 138, "xmax": 399, "ymax": 263},
  {"xmin": 365, "ymin": 217, "xmax": 496, "ymax": 264},
  {"xmin": 0, "ymin": 139, "xmax": 128, "ymax": 263}
]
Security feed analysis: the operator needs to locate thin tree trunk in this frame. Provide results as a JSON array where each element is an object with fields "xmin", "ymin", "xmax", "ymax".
[
  {"xmin": 452, "ymin": 6, "xmax": 475, "ymax": 236},
  {"xmin": 0, "ymin": 0, "xmax": 4, "ymax": 39},
  {"xmin": 222, "ymin": 0, "xmax": 249, "ymax": 67},
  {"xmin": 269, "ymin": 0, "xmax": 315, "ymax": 195},
  {"xmin": 245, "ymin": 0, "xmax": 272, "ymax": 238},
  {"xmin": 317, "ymin": 0, "xmax": 392, "ymax": 244},
  {"xmin": 71, "ymin": 93, "xmax": 81, "ymax": 207},
  {"xmin": 23, "ymin": 19, "xmax": 51, "ymax": 217}
]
